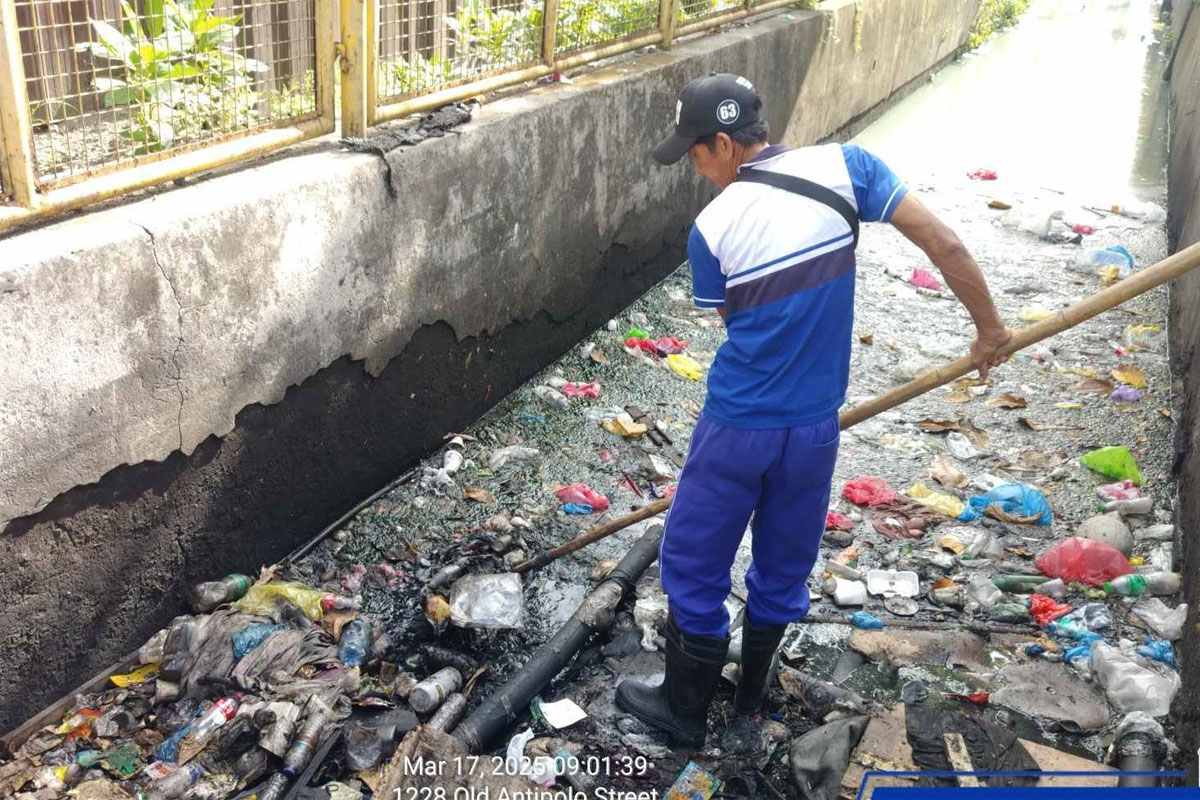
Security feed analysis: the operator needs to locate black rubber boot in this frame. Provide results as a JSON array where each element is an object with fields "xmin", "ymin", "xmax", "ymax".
[
  {"xmin": 732, "ymin": 621, "xmax": 788, "ymax": 715},
  {"xmin": 615, "ymin": 614, "xmax": 730, "ymax": 748}
]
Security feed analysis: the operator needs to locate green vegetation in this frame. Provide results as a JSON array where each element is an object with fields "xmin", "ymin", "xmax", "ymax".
[
  {"xmin": 969, "ymin": 0, "xmax": 1030, "ymax": 50},
  {"xmin": 77, "ymin": 0, "xmax": 268, "ymax": 153}
]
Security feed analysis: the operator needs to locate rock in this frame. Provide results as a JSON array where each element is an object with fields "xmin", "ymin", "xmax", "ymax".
[
  {"xmin": 1076, "ymin": 513, "xmax": 1133, "ymax": 556},
  {"xmin": 991, "ymin": 661, "xmax": 1111, "ymax": 733}
]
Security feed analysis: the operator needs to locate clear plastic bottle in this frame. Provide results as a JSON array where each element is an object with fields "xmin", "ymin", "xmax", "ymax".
[
  {"xmin": 188, "ymin": 574, "xmax": 253, "ymax": 612},
  {"xmin": 147, "ymin": 764, "xmax": 205, "ymax": 800},
  {"xmin": 338, "ymin": 618, "xmax": 370, "ymax": 667},
  {"xmin": 1106, "ymin": 572, "xmax": 1180, "ymax": 597},
  {"xmin": 189, "ymin": 694, "xmax": 242, "ymax": 742},
  {"xmin": 533, "ymin": 385, "xmax": 569, "ymax": 411}
]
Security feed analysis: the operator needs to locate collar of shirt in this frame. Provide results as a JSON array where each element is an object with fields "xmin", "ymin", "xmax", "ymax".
[{"xmin": 738, "ymin": 143, "xmax": 792, "ymax": 171}]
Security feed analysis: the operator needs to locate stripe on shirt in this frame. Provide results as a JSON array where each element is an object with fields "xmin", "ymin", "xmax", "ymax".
[{"xmin": 724, "ymin": 244, "xmax": 855, "ymax": 314}]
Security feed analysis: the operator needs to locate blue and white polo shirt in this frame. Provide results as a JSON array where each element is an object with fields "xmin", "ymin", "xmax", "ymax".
[{"xmin": 688, "ymin": 142, "xmax": 907, "ymax": 429}]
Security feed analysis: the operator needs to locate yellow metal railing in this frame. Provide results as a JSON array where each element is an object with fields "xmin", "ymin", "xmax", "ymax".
[{"xmin": 1, "ymin": 0, "xmax": 807, "ymax": 231}]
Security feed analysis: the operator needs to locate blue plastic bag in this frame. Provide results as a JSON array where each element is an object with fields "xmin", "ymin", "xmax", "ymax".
[
  {"xmin": 1137, "ymin": 638, "xmax": 1177, "ymax": 668},
  {"xmin": 232, "ymin": 623, "xmax": 285, "ymax": 661},
  {"xmin": 562, "ymin": 503, "xmax": 593, "ymax": 515},
  {"xmin": 846, "ymin": 611, "xmax": 884, "ymax": 630},
  {"xmin": 957, "ymin": 483, "xmax": 1053, "ymax": 525}
]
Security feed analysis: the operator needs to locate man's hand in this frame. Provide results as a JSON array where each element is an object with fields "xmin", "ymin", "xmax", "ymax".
[{"xmin": 970, "ymin": 326, "xmax": 1013, "ymax": 380}]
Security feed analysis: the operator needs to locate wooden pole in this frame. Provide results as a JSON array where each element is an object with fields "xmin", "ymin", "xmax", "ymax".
[
  {"xmin": 0, "ymin": 0, "xmax": 38, "ymax": 207},
  {"xmin": 513, "ymin": 239, "xmax": 1200, "ymax": 574}
]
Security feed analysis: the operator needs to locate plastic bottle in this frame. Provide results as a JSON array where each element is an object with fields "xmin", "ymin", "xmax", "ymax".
[
  {"xmin": 824, "ymin": 560, "xmax": 864, "ymax": 582},
  {"xmin": 409, "ymin": 667, "xmax": 463, "ymax": 714},
  {"xmin": 821, "ymin": 577, "xmax": 867, "ymax": 606},
  {"xmin": 338, "ymin": 618, "xmax": 370, "ymax": 667},
  {"xmin": 442, "ymin": 436, "xmax": 465, "ymax": 475},
  {"xmin": 344, "ymin": 723, "xmax": 384, "ymax": 771},
  {"xmin": 991, "ymin": 603, "xmax": 1031, "ymax": 623},
  {"xmin": 533, "ymin": 385, "xmax": 569, "ymax": 411},
  {"xmin": 320, "ymin": 594, "xmax": 360, "ymax": 612},
  {"xmin": 1100, "ymin": 497, "xmax": 1153, "ymax": 516},
  {"xmin": 991, "ymin": 574, "xmax": 1046, "ymax": 593},
  {"xmin": 160, "ymin": 618, "xmax": 202, "ymax": 682},
  {"xmin": 1106, "ymin": 572, "xmax": 1180, "ymax": 597},
  {"xmin": 1035, "ymin": 578, "xmax": 1067, "ymax": 599},
  {"xmin": 189, "ymin": 695, "xmax": 242, "ymax": 742},
  {"xmin": 188, "ymin": 574, "xmax": 253, "ymax": 612},
  {"xmin": 147, "ymin": 764, "xmax": 205, "ymax": 800}
]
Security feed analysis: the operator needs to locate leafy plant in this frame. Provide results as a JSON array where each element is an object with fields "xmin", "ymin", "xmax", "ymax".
[
  {"xmin": 969, "ymin": 0, "xmax": 1029, "ymax": 50},
  {"xmin": 76, "ymin": 0, "xmax": 269, "ymax": 153},
  {"xmin": 382, "ymin": 53, "xmax": 454, "ymax": 96},
  {"xmin": 556, "ymin": 0, "xmax": 658, "ymax": 50},
  {"xmin": 445, "ymin": 0, "xmax": 541, "ymax": 70}
]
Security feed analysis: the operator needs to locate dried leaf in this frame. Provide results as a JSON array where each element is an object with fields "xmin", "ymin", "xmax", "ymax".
[
  {"xmin": 918, "ymin": 418, "xmax": 960, "ymax": 433},
  {"xmin": 937, "ymin": 535, "xmax": 967, "ymax": 554},
  {"xmin": 988, "ymin": 199, "xmax": 1012, "ymax": 210},
  {"xmin": 953, "ymin": 376, "xmax": 992, "ymax": 389},
  {"xmin": 1074, "ymin": 378, "xmax": 1115, "ymax": 395},
  {"xmin": 1059, "ymin": 365, "xmax": 1098, "ymax": 378},
  {"xmin": 589, "ymin": 348, "xmax": 610, "ymax": 364},
  {"xmin": 462, "ymin": 487, "xmax": 496, "ymax": 504},
  {"xmin": 859, "ymin": 333, "xmax": 875, "ymax": 345},
  {"xmin": 1016, "ymin": 450, "xmax": 1051, "ymax": 470},
  {"xmin": 959, "ymin": 419, "xmax": 991, "ymax": 449},
  {"xmin": 1017, "ymin": 416, "xmax": 1047, "ymax": 431},
  {"xmin": 986, "ymin": 392, "xmax": 1027, "ymax": 409},
  {"xmin": 1005, "ymin": 545, "xmax": 1035, "ymax": 558},
  {"xmin": 930, "ymin": 454, "xmax": 968, "ymax": 489},
  {"xmin": 1112, "ymin": 364, "xmax": 1147, "ymax": 389},
  {"xmin": 945, "ymin": 388, "xmax": 973, "ymax": 403},
  {"xmin": 1159, "ymin": 407, "xmax": 1173, "ymax": 419},
  {"xmin": 931, "ymin": 576, "xmax": 956, "ymax": 590}
]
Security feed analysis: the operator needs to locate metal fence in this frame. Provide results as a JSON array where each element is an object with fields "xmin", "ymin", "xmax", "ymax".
[{"xmin": 1, "ymin": 0, "xmax": 808, "ymax": 230}]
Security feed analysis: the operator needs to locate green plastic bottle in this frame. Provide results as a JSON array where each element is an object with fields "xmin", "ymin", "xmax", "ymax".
[
  {"xmin": 991, "ymin": 574, "xmax": 1046, "ymax": 593},
  {"xmin": 1104, "ymin": 574, "xmax": 1147, "ymax": 597}
]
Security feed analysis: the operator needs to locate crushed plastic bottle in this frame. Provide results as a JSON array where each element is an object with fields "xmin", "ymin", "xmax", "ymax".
[
  {"xmin": 1100, "ymin": 497, "xmax": 1152, "ymax": 515},
  {"xmin": 1106, "ymin": 572, "xmax": 1180, "ymax": 597},
  {"xmin": 147, "ymin": 764, "xmax": 205, "ymax": 800},
  {"xmin": 338, "ymin": 618, "xmax": 370, "ymax": 667},
  {"xmin": 533, "ymin": 385, "xmax": 569, "ymax": 411},
  {"xmin": 188, "ymin": 574, "xmax": 253, "ymax": 613}
]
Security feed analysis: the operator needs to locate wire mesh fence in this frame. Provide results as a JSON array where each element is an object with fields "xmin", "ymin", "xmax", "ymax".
[
  {"xmin": 553, "ymin": 0, "xmax": 660, "ymax": 55},
  {"xmin": 14, "ymin": 0, "xmax": 321, "ymax": 187},
  {"xmin": 376, "ymin": 0, "xmax": 544, "ymax": 104},
  {"xmin": 680, "ymin": 0, "xmax": 743, "ymax": 24}
]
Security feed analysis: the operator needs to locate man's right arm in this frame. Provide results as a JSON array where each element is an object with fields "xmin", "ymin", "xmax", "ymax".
[{"xmin": 888, "ymin": 193, "xmax": 1012, "ymax": 379}]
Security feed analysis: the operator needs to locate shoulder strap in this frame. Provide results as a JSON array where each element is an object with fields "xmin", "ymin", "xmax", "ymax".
[{"xmin": 736, "ymin": 168, "xmax": 859, "ymax": 249}]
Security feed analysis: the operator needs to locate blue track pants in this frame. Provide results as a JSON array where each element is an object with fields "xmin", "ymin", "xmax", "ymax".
[{"xmin": 659, "ymin": 412, "xmax": 840, "ymax": 637}]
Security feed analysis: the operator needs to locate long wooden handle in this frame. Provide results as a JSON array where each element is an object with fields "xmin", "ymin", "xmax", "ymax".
[{"xmin": 514, "ymin": 239, "xmax": 1200, "ymax": 574}]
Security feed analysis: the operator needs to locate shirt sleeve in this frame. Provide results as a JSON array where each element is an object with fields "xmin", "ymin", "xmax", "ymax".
[
  {"xmin": 687, "ymin": 225, "xmax": 725, "ymax": 309},
  {"xmin": 841, "ymin": 143, "xmax": 908, "ymax": 223}
]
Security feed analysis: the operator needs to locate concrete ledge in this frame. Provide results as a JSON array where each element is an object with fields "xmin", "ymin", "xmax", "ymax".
[{"xmin": 0, "ymin": 0, "xmax": 981, "ymax": 728}]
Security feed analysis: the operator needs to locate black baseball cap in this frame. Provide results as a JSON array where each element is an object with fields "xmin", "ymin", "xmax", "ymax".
[{"xmin": 652, "ymin": 73, "xmax": 762, "ymax": 165}]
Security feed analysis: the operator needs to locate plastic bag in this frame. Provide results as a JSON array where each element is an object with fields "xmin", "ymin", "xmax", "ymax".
[
  {"xmin": 667, "ymin": 353, "xmax": 704, "ymax": 380},
  {"xmin": 910, "ymin": 268, "xmax": 942, "ymax": 290},
  {"xmin": 958, "ymin": 483, "xmax": 1052, "ymax": 524},
  {"xmin": 842, "ymin": 477, "xmax": 895, "ymax": 507},
  {"xmin": 489, "ymin": 445, "xmax": 540, "ymax": 471},
  {"xmin": 449, "ymin": 573, "xmax": 524, "ymax": 630},
  {"xmin": 846, "ymin": 611, "xmax": 884, "ymax": 630},
  {"xmin": 1079, "ymin": 446, "xmax": 1143, "ymax": 485},
  {"xmin": 561, "ymin": 382, "xmax": 600, "ymax": 399},
  {"xmin": 907, "ymin": 482, "xmax": 965, "ymax": 518},
  {"xmin": 1110, "ymin": 386, "xmax": 1142, "ymax": 403},
  {"xmin": 825, "ymin": 511, "xmax": 855, "ymax": 531},
  {"xmin": 1132, "ymin": 598, "xmax": 1187, "ymax": 641},
  {"xmin": 1137, "ymin": 639, "xmax": 1177, "ymax": 668},
  {"xmin": 235, "ymin": 582, "xmax": 327, "ymax": 621},
  {"xmin": 653, "ymin": 336, "xmax": 688, "ymax": 355},
  {"xmin": 1095, "ymin": 480, "xmax": 1143, "ymax": 502},
  {"xmin": 554, "ymin": 483, "xmax": 610, "ymax": 512},
  {"xmin": 1036, "ymin": 538, "xmax": 1131, "ymax": 587},
  {"xmin": 1090, "ymin": 642, "xmax": 1179, "ymax": 716},
  {"xmin": 1029, "ymin": 595, "xmax": 1071, "ymax": 627}
]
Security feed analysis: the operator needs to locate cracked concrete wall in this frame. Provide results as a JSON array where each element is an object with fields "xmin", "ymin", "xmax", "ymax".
[
  {"xmin": 1166, "ymin": 0, "xmax": 1200, "ymax": 777},
  {"xmin": 0, "ymin": 0, "xmax": 981, "ymax": 729}
]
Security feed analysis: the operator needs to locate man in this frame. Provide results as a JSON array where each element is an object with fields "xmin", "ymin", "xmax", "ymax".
[{"xmin": 615, "ymin": 74, "xmax": 1012, "ymax": 748}]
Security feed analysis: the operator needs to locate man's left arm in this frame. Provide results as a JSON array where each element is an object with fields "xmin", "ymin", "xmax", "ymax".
[{"xmin": 889, "ymin": 193, "xmax": 1012, "ymax": 379}]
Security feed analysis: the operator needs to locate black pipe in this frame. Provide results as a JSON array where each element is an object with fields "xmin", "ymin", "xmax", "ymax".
[{"xmin": 454, "ymin": 525, "xmax": 664, "ymax": 754}]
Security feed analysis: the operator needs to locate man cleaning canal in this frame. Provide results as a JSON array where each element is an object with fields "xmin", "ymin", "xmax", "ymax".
[{"xmin": 615, "ymin": 73, "xmax": 1014, "ymax": 748}]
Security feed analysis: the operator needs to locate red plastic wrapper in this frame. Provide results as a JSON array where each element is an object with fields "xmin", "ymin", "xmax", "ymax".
[
  {"xmin": 910, "ymin": 268, "xmax": 942, "ymax": 291},
  {"xmin": 825, "ymin": 511, "xmax": 856, "ymax": 531},
  {"xmin": 1072, "ymin": 224, "xmax": 1095, "ymax": 235},
  {"xmin": 942, "ymin": 692, "xmax": 990, "ymax": 705},
  {"xmin": 562, "ymin": 382, "xmax": 601, "ymax": 398},
  {"xmin": 1035, "ymin": 536, "xmax": 1132, "ymax": 587},
  {"xmin": 555, "ymin": 483, "xmax": 611, "ymax": 512},
  {"xmin": 1029, "ymin": 594, "xmax": 1072, "ymax": 626},
  {"xmin": 842, "ymin": 477, "xmax": 896, "ymax": 507},
  {"xmin": 623, "ymin": 337, "xmax": 660, "ymax": 354},
  {"xmin": 653, "ymin": 336, "xmax": 689, "ymax": 355},
  {"xmin": 968, "ymin": 168, "xmax": 998, "ymax": 180}
]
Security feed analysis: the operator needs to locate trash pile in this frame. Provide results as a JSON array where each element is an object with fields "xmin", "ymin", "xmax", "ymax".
[{"xmin": 0, "ymin": 167, "xmax": 1181, "ymax": 798}]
